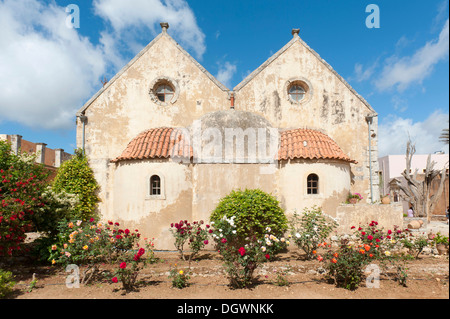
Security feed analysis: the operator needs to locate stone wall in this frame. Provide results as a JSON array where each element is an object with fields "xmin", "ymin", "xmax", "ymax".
[{"xmin": 335, "ymin": 203, "xmax": 403, "ymax": 234}]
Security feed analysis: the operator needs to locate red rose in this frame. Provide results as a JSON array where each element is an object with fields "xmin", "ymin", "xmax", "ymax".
[
  {"xmin": 265, "ymin": 254, "xmax": 270, "ymax": 260},
  {"xmin": 221, "ymin": 238, "xmax": 227, "ymax": 244},
  {"xmin": 238, "ymin": 247, "xmax": 246, "ymax": 256},
  {"xmin": 119, "ymin": 262, "xmax": 127, "ymax": 269},
  {"xmin": 367, "ymin": 235, "xmax": 373, "ymax": 240},
  {"xmin": 111, "ymin": 277, "xmax": 118, "ymax": 283},
  {"xmin": 138, "ymin": 248, "xmax": 145, "ymax": 256}
]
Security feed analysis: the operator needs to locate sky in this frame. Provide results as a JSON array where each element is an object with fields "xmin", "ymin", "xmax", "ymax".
[{"xmin": 0, "ymin": 0, "xmax": 449, "ymax": 157}]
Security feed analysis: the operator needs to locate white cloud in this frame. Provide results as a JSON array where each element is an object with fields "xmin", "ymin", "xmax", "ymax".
[
  {"xmin": 352, "ymin": 61, "xmax": 378, "ymax": 83},
  {"xmin": 375, "ymin": 19, "xmax": 449, "ymax": 92},
  {"xmin": 0, "ymin": 0, "xmax": 207, "ymax": 131},
  {"xmin": 93, "ymin": 0, "xmax": 206, "ymax": 62},
  {"xmin": 215, "ymin": 62, "xmax": 237, "ymax": 89},
  {"xmin": 378, "ymin": 109, "xmax": 449, "ymax": 157},
  {"xmin": 0, "ymin": 0, "xmax": 106, "ymax": 130}
]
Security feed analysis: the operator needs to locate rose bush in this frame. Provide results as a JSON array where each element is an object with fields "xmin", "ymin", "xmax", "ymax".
[
  {"xmin": 169, "ymin": 219, "xmax": 210, "ymax": 263},
  {"xmin": 111, "ymin": 248, "xmax": 147, "ymax": 291},
  {"xmin": 212, "ymin": 215, "xmax": 285, "ymax": 288},
  {"xmin": 0, "ymin": 140, "xmax": 49, "ymax": 257},
  {"xmin": 168, "ymin": 265, "xmax": 191, "ymax": 289},
  {"xmin": 318, "ymin": 221, "xmax": 412, "ymax": 290},
  {"xmin": 50, "ymin": 219, "xmax": 143, "ymax": 284},
  {"xmin": 289, "ymin": 206, "xmax": 338, "ymax": 259}
]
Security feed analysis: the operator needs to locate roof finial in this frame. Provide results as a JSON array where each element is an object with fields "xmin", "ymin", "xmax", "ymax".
[
  {"xmin": 160, "ymin": 22, "xmax": 169, "ymax": 33},
  {"xmin": 292, "ymin": 28, "xmax": 300, "ymax": 38}
]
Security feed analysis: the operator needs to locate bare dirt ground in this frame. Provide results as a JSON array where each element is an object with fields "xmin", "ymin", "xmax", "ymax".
[{"xmin": 3, "ymin": 247, "xmax": 449, "ymax": 300}]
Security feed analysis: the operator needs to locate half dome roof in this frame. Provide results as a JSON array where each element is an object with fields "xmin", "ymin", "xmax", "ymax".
[{"xmin": 112, "ymin": 126, "xmax": 356, "ymax": 164}]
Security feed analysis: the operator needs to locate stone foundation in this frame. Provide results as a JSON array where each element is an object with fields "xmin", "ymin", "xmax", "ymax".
[{"xmin": 335, "ymin": 203, "xmax": 403, "ymax": 234}]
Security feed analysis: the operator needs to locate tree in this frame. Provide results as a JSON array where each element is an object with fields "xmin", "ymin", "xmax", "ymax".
[
  {"xmin": 51, "ymin": 149, "xmax": 100, "ymax": 221},
  {"xmin": 396, "ymin": 140, "xmax": 448, "ymax": 222}
]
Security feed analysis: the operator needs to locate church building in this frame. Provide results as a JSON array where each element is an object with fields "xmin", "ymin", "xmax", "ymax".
[{"xmin": 76, "ymin": 23, "xmax": 380, "ymax": 249}]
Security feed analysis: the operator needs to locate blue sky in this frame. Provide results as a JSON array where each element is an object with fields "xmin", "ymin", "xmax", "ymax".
[{"xmin": 0, "ymin": 0, "xmax": 448, "ymax": 157}]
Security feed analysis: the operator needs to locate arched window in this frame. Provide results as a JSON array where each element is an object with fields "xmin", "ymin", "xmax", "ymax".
[
  {"xmin": 307, "ymin": 174, "xmax": 319, "ymax": 194},
  {"xmin": 150, "ymin": 175, "xmax": 161, "ymax": 196}
]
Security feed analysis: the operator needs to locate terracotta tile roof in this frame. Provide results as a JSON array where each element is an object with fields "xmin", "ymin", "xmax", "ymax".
[
  {"xmin": 111, "ymin": 128, "xmax": 193, "ymax": 162},
  {"xmin": 278, "ymin": 128, "xmax": 356, "ymax": 163},
  {"xmin": 112, "ymin": 127, "xmax": 356, "ymax": 164}
]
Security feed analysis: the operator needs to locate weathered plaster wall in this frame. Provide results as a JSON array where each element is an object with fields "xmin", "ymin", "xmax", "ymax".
[
  {"xmin": 76, "ymin": 33, "xmax": 230, "ymax": 218},
  {"xmin": 191, "ymin": 163, "xmax": 278, "ymax": 224},
  {"xmin": 111, "ymin": 160, "xmax": 192, "ymax": 249},
  {"xmin": 279, "ymin": 160, "xmax": 351, "ymax": 218},
  {"xmin": 234, "ymin": 38, "xmax": 379, "ymax": 202}
]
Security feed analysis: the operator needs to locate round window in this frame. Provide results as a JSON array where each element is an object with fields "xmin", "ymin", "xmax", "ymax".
[
  {"xmin": 155, "ymin": 84, "xmax": 174, "ymax": 102},
  {"xmin": 285, "ymin": 79, "xmax": 312, "ymax": 104},
  {"xmin": 149, "ymin": 77, "xmax": 179, "ymax": 105},
  {"xmin": 288, "ymin": 85, "xmax": 306, "ymax": 102}
]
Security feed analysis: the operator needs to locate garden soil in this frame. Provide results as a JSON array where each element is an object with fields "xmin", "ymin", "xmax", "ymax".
[{"xmin": 2, "ymin": 247, "xmax": 449, "ymax": 300}]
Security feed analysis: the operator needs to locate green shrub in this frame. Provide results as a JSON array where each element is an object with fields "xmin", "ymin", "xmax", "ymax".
[
  {"xmin": 210, "ymin": 189, "xmax": 288, "ymax": 242},
  {"xmin": 52, "ymin": 149, "xmax": 100, "ymax": 221},
  {"xmin": 0, "ymin": 269, "xmax": 15, "ymax": 298}
]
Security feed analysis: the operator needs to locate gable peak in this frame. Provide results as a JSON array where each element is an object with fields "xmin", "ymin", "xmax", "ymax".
[
  {"xmin": 291, "ymin": 28, "xmax": 300, "ymax": 38},
  {"xmin": 160, "ymin": 22, "xmax": 169, "ymax": 33}
]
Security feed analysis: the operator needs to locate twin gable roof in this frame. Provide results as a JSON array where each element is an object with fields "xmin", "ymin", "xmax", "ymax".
[{"xmin": 77, "ymin": 23, "xmax": 375, "ymax": 116}]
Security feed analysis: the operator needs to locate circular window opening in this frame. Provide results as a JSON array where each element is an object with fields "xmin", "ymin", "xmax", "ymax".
[
  {"xmin": 154, "ymin": 82, "xmax": 174, "ymax": 103},
  {"xmin": 288, "ymin": 82, "xmax": 308, "ymax": 103},
  {"xmin": 149, "ymin": 77, "xmax": 179, "ymax": 105}
]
